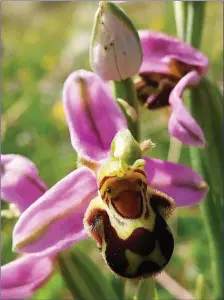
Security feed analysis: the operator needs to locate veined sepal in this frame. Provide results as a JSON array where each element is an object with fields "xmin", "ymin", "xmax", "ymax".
[{"xmin": 90, "ymin": 1, "xmax": 142, "ymax": 81}]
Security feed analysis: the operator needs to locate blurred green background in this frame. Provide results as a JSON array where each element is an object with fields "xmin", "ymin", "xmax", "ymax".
[{"xmin": 1, "ymin": 1, "xmax": 223, "ymax": 299}]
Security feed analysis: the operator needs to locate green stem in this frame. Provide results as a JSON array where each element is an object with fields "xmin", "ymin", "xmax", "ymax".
[
  {"xmin": 185, "ymin": 2, "xmax": 205, "ymax": 48},
  {"xmin": 173, "ymin": 1, "xmax": 188, "ymax": 40},
  {"xmin": 112, "ymin": 78, "xmax": 139, "ymax": 142}
]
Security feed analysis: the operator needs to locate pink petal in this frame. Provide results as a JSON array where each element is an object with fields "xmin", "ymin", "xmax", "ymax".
[
  {"xmin": 63, "ymin": 70, "xmax": 127, "ymax": 161},
  {"xmin": 139, "ymin": 30, "xmax": 208, "ymax": 75},
  {"xmin": 1, "ymin": 255, "xmax": 55, "ymax": 299},
  {"xmin": 145, "ymin": 157, "xmax": 208, "ymax": 207},
  {"xmin": 168, "ymin": 70, "xmax": 206, "ymax": 147},
  {"xmin": 1, "ymin": 154, "xmax": 47, "ymax": 212},
  {"xmin": 13, "ymin": 167, "xmax": 98, "ymax": 256}
]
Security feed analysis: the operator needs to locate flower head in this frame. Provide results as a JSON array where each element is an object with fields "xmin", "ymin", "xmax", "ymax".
[
  {"xmin": 136, "ymin": 30, "xmax": 209, "ymax": 147},
  {"xmin": 12, "ymin": 70, "xmax": 208, "ymax": 261}
]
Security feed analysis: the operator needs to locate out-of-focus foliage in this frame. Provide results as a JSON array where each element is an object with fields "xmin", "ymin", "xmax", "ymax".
[{"xmin": 1, "ymin": 2, "xmax": 223, "ymax": 299}]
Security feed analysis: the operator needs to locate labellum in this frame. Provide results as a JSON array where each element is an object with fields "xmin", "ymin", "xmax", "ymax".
[{"xmin": 84, "ymin": 130, "xmax": 175, "ymax": 279}]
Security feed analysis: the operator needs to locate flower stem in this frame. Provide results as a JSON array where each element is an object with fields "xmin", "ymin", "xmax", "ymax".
[
  {"xmin": 173, "ymin": 1, "xmax": 188, "ymax": 40},
  {"xmin": 112, "ymin": 78, "xmax": 139, "ymax": 141},
  {"xmin": 185, "ymin": 2, "xmax": 205, "ymax": 49}
]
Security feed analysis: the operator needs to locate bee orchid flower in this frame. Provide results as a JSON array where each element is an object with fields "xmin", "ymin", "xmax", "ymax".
[
  {"xmin": 12, "ymin": 70, "xmax": 208, "ymax": 263},
  {"xmin": 136, "ymin": 30, "xmax": 209, "ymax": 147},
  {"xmin": 1, "ymin": 155, "xmax": 55, "ymax": 300}
]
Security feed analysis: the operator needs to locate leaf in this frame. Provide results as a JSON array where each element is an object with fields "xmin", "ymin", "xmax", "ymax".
[{"xmin": 58, "ymin": 248, "xmax": 119, "ymax": 300}]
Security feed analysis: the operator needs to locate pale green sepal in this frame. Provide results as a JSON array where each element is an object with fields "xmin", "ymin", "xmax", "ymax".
[
  {"xmin": 111, "ymin": 129, "xmax": 142, "ymax": 165},
  {"xmin": 90, "ymin": 1, "xmax": 142, "ymax": 81},
  {"xmin": 134, "ymin": 279, "xmax": 156, "ymax": 300},
  {"xmin": 97, "ymin": 130, "xmax": 144, "ymax": 183},
  {"xmin": 58, "ymin": 249, "xmax": 119, "ymax": 300}
]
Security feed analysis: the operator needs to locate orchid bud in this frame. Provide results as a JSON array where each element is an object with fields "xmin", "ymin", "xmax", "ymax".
[{"xmin": 90, "ymin": 1, "xmax": 142, "ymax": 81}]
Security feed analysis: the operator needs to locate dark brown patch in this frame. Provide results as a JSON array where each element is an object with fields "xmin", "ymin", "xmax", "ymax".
[
  {"xmin": 85, "ymin": 208, "xmax": 104, "ymax": 249},
  {"xmin": 102, "ymin": 211, "xmax": 129, "ymax": 277},
  {"xmin": 136, "ymin": 72, "xmax": 176, "ymax": 109},
  {"xmin": 153, "ymin": 214, "xmax": 174, "ymax": 262},
  {"xmin": 145, "ymin": 86, "xmax": 172, "ymax": 109},
  {"xmin": 111, "ymin": 191, "xmax": 143, "ymax": 219},
  {"xmin": 136, "ymin": 261, "xmax": 161, "ymax": 278},
  {"xmin": 150, "ymin": 190, "xmax": 175, "ymax": 219},
  {"xmin": 140, "ymin": 73, "xmax": 160, "ymax": 88},
  {"xmin": 126, "ymin": 228, "xmax": 155, "ymax": 256}
]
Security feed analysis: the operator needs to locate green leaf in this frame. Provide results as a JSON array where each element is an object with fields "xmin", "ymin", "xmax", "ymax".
[
  {"xmin": 189, "ymin": 77, "xmax": 223, "ymax": 299},
  {"xmin": 58, "ymin": 248, "xmax": 119, "ymax": 300},
  {"xmin": 134, "ymin": 279, "xmax": 156, "ymax": 300},
  {"xmin": 32, "ymin": 271, "xmax": 65, "ymax": 300}
]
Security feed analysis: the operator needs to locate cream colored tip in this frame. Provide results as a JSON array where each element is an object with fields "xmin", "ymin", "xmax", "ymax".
[
  {"xmin": 78, "ymin": 157, "xmax": 100, "ymax": 172},
  {"xmin": 197, "ymin": 181, "xmax": 209, "ymax": 191},
  {"xmin": 1, "ymin": 204, "xmax": 20, "ymax": 219},
  {"xmin": 140, "ymin": 139, "xmax": 156, "ymax": 154},
  {"xmin": 117, "ymin": 98, "xmax": 138, "ymax": 122}
]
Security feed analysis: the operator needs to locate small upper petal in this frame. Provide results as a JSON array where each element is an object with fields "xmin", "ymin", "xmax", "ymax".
[
  {"xmin": 145, "ymin": 157, "xmax": 208, "ymax": 207},
  {"xmin": 1, "ymin": 154, "xmax": 47, "ymax": 212},
  {"xmin": 139, "ymin": 30, "xmax": 209, "ymax": 75},
  {"xmin": 1, "ymin": 255, "xmax": 55, "ymax": 299},
  {"xmin": 168, "ymin": 70, "xmax": 206, "ymax": 147},
  {"xmin": 63, "ymin": 70, "xmax": 127, "ymax": 161},
  {"xmin": 13, "ymin": 166, "xmax": 98, "ymax": 256}
]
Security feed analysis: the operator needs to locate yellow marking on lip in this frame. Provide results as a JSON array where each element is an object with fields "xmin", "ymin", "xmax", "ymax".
[
  {"xmin": 125, "ymin": 249, "xmax": 143, "ymax": 275},
  {"xmin": 125, "ymin": 241, "xmax": 166, "ymax": 276},
  {"xmin": 148, "ymin": 241, "xmax": 166, "ymax": 267}
]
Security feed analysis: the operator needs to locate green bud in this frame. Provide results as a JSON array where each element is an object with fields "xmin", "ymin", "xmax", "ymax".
[{"xmin": 90, "ymin": 1, "xmax": 142, "ymax": 81}]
